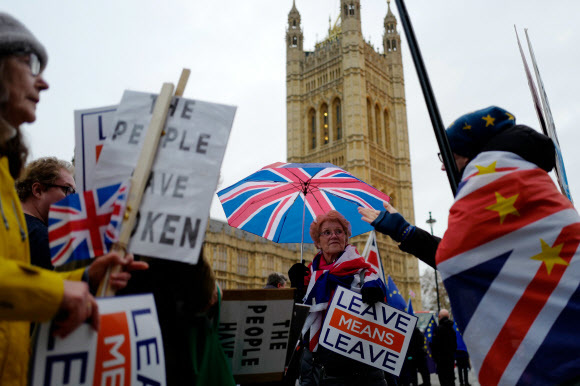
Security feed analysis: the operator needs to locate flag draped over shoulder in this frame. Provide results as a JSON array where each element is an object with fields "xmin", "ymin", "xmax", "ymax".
[
  {"xmin": 301, "ymin": 244, "xmax": 385, "ymax": 352},
  {"xmin": 386, "ymin": 275, "xmax": 407, "ymax": 311},
  {"xmin": 48, "ymin": 181, "xmax": 129, "ymax": 266},
  {"xmin": 436, "ymin": 151, "xmax": 580, "ymax": 385}
]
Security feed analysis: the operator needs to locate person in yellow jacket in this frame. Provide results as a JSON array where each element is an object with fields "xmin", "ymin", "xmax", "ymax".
[{"xmin": 0, "ymin": 13, "xmax": 147, "ymax": 385}]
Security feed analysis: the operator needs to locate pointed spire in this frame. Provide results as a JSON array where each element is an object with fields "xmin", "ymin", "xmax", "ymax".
[
  {"xmin": 289, "ymin": 0, "xmax": 300, "ymax": 19},
  {"xmin": 385, "ymin": 0, "xmax": 396, "ymax": 22},
  {"xmin": 329, "ymin": 15, "xmax": 332, "ymax": 34}
]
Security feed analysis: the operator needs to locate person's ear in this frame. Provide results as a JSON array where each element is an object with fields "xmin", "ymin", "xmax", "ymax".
[{"xmin": 31, "ymin": 182, "xmax": 44, "ymax": 198}]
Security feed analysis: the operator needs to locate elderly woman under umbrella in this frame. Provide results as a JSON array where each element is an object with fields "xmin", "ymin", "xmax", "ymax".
[{"xmin": 289, "ymin": 210, "xmax": 388, "ymax": 386}]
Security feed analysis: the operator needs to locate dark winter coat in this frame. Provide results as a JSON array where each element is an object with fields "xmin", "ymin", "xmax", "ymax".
[{"xmin": 431, "ymin": 316, "xmax": 457, "ymax": 363}]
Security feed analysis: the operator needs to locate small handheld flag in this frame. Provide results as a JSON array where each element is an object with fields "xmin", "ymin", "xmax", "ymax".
[
  {"xmin": 49, "ymin": 181, "xmax": 129, "ymax": 266},
  {"xmin": 387, "ymin": 275, "xmax": 407, "ymax": 311},
  {"xmin": 407, "ymin": 298, "xmax": 415, "ymax": 315},
  {"xmin": 362, "ymin": 231, "xmax": 386, "ymax": 285}
]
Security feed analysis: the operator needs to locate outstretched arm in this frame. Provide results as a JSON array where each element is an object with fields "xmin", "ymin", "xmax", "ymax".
[{"xmin": 359, "ymin": 202, "xmax": 439, "ymax": 269}]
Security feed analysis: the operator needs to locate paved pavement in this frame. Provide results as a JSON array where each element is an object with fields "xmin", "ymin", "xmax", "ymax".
[{"xmin": 423, "ymin": 367, "xmax": 479, "ymax": 386}]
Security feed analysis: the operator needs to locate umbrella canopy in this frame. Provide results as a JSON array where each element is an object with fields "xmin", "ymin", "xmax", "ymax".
[{"xmin": 217, "ymin": 162, "xmax": 390, "ymax": 243}]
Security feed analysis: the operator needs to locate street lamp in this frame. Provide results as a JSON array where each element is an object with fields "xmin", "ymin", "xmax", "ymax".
[{"xmin": 426, "ymin": 211, "xmax": 441, "ymax": 314}]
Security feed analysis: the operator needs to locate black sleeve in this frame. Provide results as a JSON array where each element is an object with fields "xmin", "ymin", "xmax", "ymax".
[
  {"xmin": 399, "ymin": 226, "xmax": 440, "ymax": 269},
  {"xmin": 26, "ymin": 217, "xmax": 53, "ymax": 270}
]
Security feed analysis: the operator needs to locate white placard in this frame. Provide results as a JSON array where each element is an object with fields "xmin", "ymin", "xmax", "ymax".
[
  {"xmin": 319, "ymin": 286, "xmax": 417, "ymax": 376},
  {"xmin": 31, "ymin": 294, "xmax": 165, "ymax": 386},
  {"xmin": 74, "ymin": 105, "xmax": 118, "ymax": 192},
  {"xmin": 92, "ymin": 90, "xmax": 236, "ymax": 264},
  {"xmin": 219, "ymin": 289, "xmax": 294, "ymax": 379}
]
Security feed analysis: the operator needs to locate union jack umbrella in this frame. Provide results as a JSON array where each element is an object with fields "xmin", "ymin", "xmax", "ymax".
[{"xmin": 217, "ymin": 162, "xmax": 390, "ymax": 246}]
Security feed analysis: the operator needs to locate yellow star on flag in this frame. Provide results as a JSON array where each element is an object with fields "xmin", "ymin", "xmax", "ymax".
[
  {"xmin": 530, "ymin": 239, "xmax": 568, "ymax": 275},
  {"xmin": 475, "ymin": 161, "xmax": 497, "ymax": 175},
  {"xmin": 506, "ymin": 112, "xmax": 515, "ymax": 121},
  {"xmin": 463, "ymin": 123, "xmax": 472, "ymax": 130},
  {"xmin": 482, "ymin": 114, "xmax": 495, "ymax": 127},
  {"xmin": 485, "ymin": 192, "xmax": 520, "ymax": 224}
]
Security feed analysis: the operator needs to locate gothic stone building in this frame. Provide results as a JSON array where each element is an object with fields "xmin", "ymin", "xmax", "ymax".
[
  {"xmin": 284, "ymin": 0, "xmax": 421, "ymax": 304},
  {"xmin": 204, "ymin": 0, "xmax": 421, "ymax": 308}
]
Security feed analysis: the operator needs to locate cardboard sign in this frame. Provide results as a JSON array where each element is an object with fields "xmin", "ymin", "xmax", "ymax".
[
  {"xmin": 219, "ymin": 289, "xmax": 295, "ymax": 383},
  {"xmin": 74, "ymin": 105, "xmax": 118, "ymax": 192},
  {"xmin": 92, "ymin": 90, "xmax": 236, "ymax": 264},
  {"xmin": 319, "ymin": 286, "xmax": 417, "ymax": 376},
  {"xmin": 31, "ymin": 294, "xmax": 165, "ymax": 386}
]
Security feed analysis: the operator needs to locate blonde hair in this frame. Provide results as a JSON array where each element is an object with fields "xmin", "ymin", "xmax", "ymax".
[
  {"xmin": 309, "ymin": 210, "xmax": 352, "ymax": 246},
  {"xmin": 16, "ymin": 157, "xmax": 74, "ymax": 200}
]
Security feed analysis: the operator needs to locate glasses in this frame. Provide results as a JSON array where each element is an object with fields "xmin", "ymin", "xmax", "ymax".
[
  {"xmin": 320, "ymin": 229, "xmax": 344, "ymax": 238},
  {"xmin": 15, "ymin": 52, "xmax": 41, "ymax": 76},
  {"xmin": 45, "ymin": 183, "xmax": 76, "ymax": 196}
]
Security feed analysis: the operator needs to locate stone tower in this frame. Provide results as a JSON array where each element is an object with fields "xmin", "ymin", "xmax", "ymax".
[{"xmin": 285, "ymin": 0, "xmax": 421, "ymax": 306}]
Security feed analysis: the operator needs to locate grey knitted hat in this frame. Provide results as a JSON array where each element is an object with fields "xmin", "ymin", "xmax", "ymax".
[{"xmin": 0, "ymin": 13, "xmax": 47, "ymax": 70}]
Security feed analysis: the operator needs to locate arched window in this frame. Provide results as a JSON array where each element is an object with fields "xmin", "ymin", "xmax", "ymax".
[
  {"xmin": 292, "ymin": 20, "xmax": 296, "ymax": 28},
  {"xmin": 375, "ymin": 104, "xmax": 382, "ymax": 145},
  {"xmin": 309, "ymin": 108, "xmax": 316, "ymax": 149},
  {"xmin": 320, "ymin": 103, "xmax": 329, "ymax": 145},
  {"xmin": 349, "ymin": 4, "xmax": 355, "ymax": 15},
  {"xmin": 392, "ymin": 39, "xmax": 397, "ymax": 51},
  {"xmin": 387, "ymin": 40, "xmax": 391, "ymax": 52},
  {"xmin": 333, "ymin": 98, "xmax": 342, "ymax": 140},
  {"xmin": 384, "ymin": 109, "xmax": 391, "ymax": 151},
  {"xmin": 292, "ymin": 36, "xmax": 298, "ymax": 47},
  {"xmin": 367, "ymin": 99, "xmax": 374, "ymax": 141}
]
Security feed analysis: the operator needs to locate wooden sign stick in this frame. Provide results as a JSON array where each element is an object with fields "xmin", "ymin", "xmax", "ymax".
[
  {"xmin": 98, "ymin": 69, "xmax": 191, "ymax": 297},
  {"xmin": 175, "ymin": 68, "xmax": 190, "ymax": 97},
  {"xmin": 97, "ymin": 82, "xmax": 174, "ymax": 296}
]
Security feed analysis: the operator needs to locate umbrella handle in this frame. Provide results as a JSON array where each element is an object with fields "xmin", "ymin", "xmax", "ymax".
[{"xmin": 300, "ymin": 192, "xmax": 306, "ymax": 264}]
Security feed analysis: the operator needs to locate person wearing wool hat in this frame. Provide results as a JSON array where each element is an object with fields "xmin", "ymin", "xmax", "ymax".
[
  {"xmin": 357, "ymin": 105, "xmax": 556, "ymax": 268},
  {"xmin": 359, "ymin": 108, "xmax": 580, "ymax": 383},
  {"xmin": 0, "ymin": 13, "xmax": 148, "ymax": 385}
]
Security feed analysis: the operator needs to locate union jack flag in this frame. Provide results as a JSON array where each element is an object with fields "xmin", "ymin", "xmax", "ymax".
[
  {"xmin": 436, "ymin": 151, "xmax": 580, "ymax": 385},
  {"xmin": 217, "ymin": 162, "xmax": 390, "ymax": 243},
  {"xmin": 49, "ymin": 181, "xmax": 129, "ymax": 266},
  {"xmin": 362, "ymin": 230, "xmax": 386, "ymax": 285}
]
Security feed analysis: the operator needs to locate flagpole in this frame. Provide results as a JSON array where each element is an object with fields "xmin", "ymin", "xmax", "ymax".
[
  {"xmin": 426, "ymin": 211, "xmax": 441, "ymax": 314},
  {"xmin": 393, "ymin": 0, "xmax": 459, "ymax": 195}
]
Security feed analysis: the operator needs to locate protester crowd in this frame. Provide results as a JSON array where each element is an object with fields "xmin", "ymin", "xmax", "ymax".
[
  {"xmin": 0, "ymin": 12, "xmax": 221, "ymax": 386},
  {"xmin": 1, "ymin": 7, "xmax": 578, "ymax": 386}
]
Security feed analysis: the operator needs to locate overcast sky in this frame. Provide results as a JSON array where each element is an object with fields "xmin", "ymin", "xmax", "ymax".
[{"xmin": 7, "ymin": 1, "xmax": 580, "ymax": 271}]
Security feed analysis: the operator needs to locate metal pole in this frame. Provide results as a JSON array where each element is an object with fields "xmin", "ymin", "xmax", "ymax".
[
  {"xmin": 426, "ymin": 211, "xmax": 441, "ymax": 313},
  {"xmin": 393, "ymin": 0, "xmax": 460, "ymax": 195}
]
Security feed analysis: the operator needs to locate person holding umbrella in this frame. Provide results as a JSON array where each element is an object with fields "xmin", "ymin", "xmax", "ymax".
[{"xmin": 289, "ymin": 210, "xmax": 388, "ymax": 386}]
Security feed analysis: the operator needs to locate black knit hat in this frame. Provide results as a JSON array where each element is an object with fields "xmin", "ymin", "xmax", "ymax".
[{"xmin": 0, "ymin": 13, "xmax": 47, "ymax": 70}]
